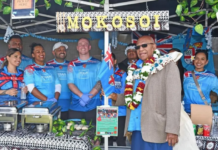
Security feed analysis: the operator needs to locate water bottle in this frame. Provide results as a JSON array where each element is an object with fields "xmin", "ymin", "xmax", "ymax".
[{"xmin": 20, "ymin": 83, "xmax": 26, "ymax": 100}]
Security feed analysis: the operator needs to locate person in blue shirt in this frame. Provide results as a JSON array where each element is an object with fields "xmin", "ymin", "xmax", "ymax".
[
  {"xmin": 24, "ymin": 43, "xmax": 61, "ymax": 104},
  {"xmin": 0, "ymin": 35, "xmax": 33, "ymax": 71},
  {"xmin": 47, "ymin": 42, "xmax": 71, "ymax": 120},
  {"xmin": 67, "ymin": 38, "xmax": 101, "ymax": 124},
  {"xmin": 0, "ymin": 48, "xmax": 28, "ymax": 102},
  {"xmin": 183, "ymin": 50, "xmax": 218, "ymax": 113},
  {"xmin": 101, "ymin": 53, "xmax": 127, "ymax": 146}
]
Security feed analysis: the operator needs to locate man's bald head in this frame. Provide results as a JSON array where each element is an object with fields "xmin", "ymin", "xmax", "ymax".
[
  {"xmin": 136, "ymin": 36, "xmax": 156, "ymax": 61},
  {"xmin": 137, "ymin": 36, "xmax": 155, "ymax": 45}
]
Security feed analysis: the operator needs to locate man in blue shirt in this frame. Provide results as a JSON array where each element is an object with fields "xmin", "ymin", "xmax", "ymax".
[
  {"xmin": 67, "ymin": 38, "xmax": 101, "ymax": 124},
  {"xmin": 0, "ymin": 35, "xmax": 33, "ymax": 70},
  {"xmin": 47, "ymin": 42, "xmax": 71, "ymax": 120}
]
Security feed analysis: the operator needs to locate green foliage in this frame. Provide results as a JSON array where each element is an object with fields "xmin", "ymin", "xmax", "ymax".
[
  {"xmin": 176, "ymin": 4, "xmax": 183, "ymax": 16},
  {"xmin": 190, "ymin": 0, "xmax": 198, "ymax": 7},
  {"xmin": 212, "ymin": 4, "xmax": 218, "ymax": 12},
  {"xmin": 181, "ymin": 0, "xmax": 188, "ymax": 9},
  {"xmin": 183, "ymin": 8, "xmax": 189, "ymax": 15},
  {"xmin": 100, "ymin": 0, "xmax": 105, "ymax": 5},
  {"xmin": 74, "ymin": 8, "xmax": 84, "ymax": 12},
  {"xmin": 180, "ymin": 16, "xmax": 185, "ymax": 21},
  {"xmin": 55, "ymin": 0, "xmax": 62, "ymax": 6},
  {"xmin": 65, "ymin": 2, "xmax": 73, "ymax": 7},
  {"xmin": 197, "ymin": 10, "xmax": 206, "ymax": 15},
  {"xmin": 35, "ymin": 8, "xmax": 39, "ymax": 17},
  {"xmin": 195, "ymin": 24, "xmax": 204, "ymax": 35},
  {"xmin": 3, "ymin": 6, "xmax": 11, "ymax": 15},
  {"xmin": 205, "ymin": 0, "xmax": 215, "ymax": 5},
  {"xmin": 211, "ymin": 12, "xmax": 217, "ymax": 18},
  {"xmin": 191, "ymin": 7, "xmax": 200, "ymax": 12}
]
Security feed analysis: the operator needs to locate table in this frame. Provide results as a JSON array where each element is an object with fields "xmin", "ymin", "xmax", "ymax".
[
  {"xmin": 196, "ymin": 136, "xmax": 218, "ymax": 150},
  {"xmin": 0, "ymin": 125, "xmax": 92, "ymax": 150}
]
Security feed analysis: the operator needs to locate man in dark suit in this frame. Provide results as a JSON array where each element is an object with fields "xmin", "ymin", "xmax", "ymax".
[{"xmin": 118, "ymin": 43, "xmax": 138, "ymax": 72}]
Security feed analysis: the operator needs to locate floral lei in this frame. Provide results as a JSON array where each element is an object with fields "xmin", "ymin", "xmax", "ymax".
[
  {"xmin": 124, "ymin": 50, "xmax": 160, "ymax": 110},
  {"xmin": 124, "ymin": 50, "xmax": 182, "ymax": 110}
]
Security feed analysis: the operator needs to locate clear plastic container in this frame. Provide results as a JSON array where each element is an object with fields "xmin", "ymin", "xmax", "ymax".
[{"xmin": 20, "ymin": 83, "xmax": 26, "ymax": 100}]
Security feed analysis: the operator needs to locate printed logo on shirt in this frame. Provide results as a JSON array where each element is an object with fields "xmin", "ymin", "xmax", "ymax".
[
  {"xmin": 78, "ymin": 69, "xmax": 89, "ymax": 79},
  {"xmin": 41, "ymin": 75, "xmax": 53, "ymax": 83},
  {"xmin": 57, "ymin": 72, "xmax": 67, "ymax": 80},
  {"xmin": 115, "ymin": 81, "xmax": 121, "ymax": 89},
  {"xmin": 187, "ymin": 83, "xmax": 202, "ymax": 91}
]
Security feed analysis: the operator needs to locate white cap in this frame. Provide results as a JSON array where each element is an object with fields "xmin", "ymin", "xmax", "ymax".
[{"xmin": 52, "ymin": 42, "xmax": 68, "ymax": 51}]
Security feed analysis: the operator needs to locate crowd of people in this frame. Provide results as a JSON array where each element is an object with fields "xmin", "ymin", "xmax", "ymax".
[{"xmin": 0, "ymin": 34, "xmax": 217, "ymax": 149}]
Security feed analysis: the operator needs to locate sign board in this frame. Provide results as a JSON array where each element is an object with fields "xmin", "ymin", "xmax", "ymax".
[
  {"xmin": 56, "ymin": 11, "xmax": 169, "ymax": 32},
  {"xmin": 12, "ymin": 0, "xmax": 35, "ymax": 19},
  {"xmin": 96, "ymin": 106, "xmax": 118, "ymax": 136}
]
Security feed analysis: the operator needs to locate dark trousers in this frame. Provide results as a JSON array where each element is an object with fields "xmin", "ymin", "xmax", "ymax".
[
  {"xmin": 109, "ymin": 116, "xmax": 126, "ymax": 146},
  {"xmin": 68, "ymin": 109, "xmax": 96, "ymax": 125},
  {"xmin": 60, "ymin": 111, "xmax": 69, "ymax": 120}
]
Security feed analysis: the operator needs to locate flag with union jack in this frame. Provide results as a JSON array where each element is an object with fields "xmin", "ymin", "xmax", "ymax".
[
  {"xmin": 132, "ymin": 31, "xmax": 173, "ymax": 55},
  {"xmin": 98, "ymin": 45, "xmax": 115, "ymax": 97}
]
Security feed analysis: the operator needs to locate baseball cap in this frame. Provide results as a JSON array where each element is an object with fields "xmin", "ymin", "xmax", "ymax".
[{"xmin": 52, "ymin": 42, "xmax": 68, "ymax": 51}]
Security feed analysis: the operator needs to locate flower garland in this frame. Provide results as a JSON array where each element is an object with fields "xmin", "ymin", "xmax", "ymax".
[
  {"xmin": 124, "ymin": 50, "xmax": 160, "ymax": 110},
  {"xmin": 124, "ymin": 50, "xmax": 183, "ymax": 110}
]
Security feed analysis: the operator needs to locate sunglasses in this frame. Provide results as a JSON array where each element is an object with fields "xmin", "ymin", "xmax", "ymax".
[{"xmin": 135, "ymin": 43, "xmax": 154, "ymax": 50}]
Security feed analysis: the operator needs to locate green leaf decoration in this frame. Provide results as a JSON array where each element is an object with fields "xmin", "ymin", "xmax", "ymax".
[
  {"xmin": 194, "ymin": 24, "xmax": 204, "ymax": 35},
  {"xmin": 100, "ymin": 0, "xmax": 105, "ymax": 5},
  {"xmin": 183, "ymin": 7, "xmax": 189, "ymax": 15},
  {"xmin": 65, "ymin": 2, "xmax": 73, "ymax": 7},
  {"xmin": 2, "ymin": 0, "xmax": 7, "ymax": 2},
  {"xmin": 3, "ymin": 6, "xmax": 11, "ymax": 15},
  {"xmin": 35, "ymin": 0, "xmax": 38, "ymax": 3},
  {"xmin": 207, "ymin": 12, "xmax": 212, "ymax": 17},
  {"xmin": 205, "ymin": 0, "xmax": 215, "ymax": 5},
  {"xmin": 55, "ymin": 0, "xmax": 62, "ymax": 5},
  {"xmin": 74, "ymin": 8, "xmax": 83, "ymax": 12},
  {"xmin": 180, "ymin": 16, "xmax": 185, "ymax": 21},
  {"xmin": 176, "ymin": 4, "xmax": 183, "ymax": 16},
  {"xmin": 35, "ymin": 8, "xmax": 39, "ymax": 17},
  {"xmin": 188, "ymin": 13, "xmax": 197, "ymax": 17},
  {"xmin": 211, "ymin": 11, "xmax": 216, "ymax": 18},
  {"xmin": 181, "ymin": 0, "xmax": 188, "ymax": 9},
  {"xmin": 91, "ymin": 6, "xmax": 94, "ymax": 10},
  {"xmin": 45, "ymin": 3, "xmax": 51, "ymax": 10},
  {"xmin": 191, "ymin": 7, "xmax": 200, "ymax": 12},
  {"xmin": 190, "ymin": 0, "xmax": 198, "ymax": 7},
  {"xmin": 197, "ymin": 10, "xmax": 206, "ymax": 15},
  {"xmin": 0, "ymin": 2, "xmax": 2, "ymax": 11},
  {"xmin": 212, "ymin": 4, "xmax": 218, "ymax": 12},
  {"xmin": 44, "ymin": 0, "xmax": 49, "ymax": 4},
  {"xmin": 89, "ymin": 0, "xmax": 94, "ymax": 10}
]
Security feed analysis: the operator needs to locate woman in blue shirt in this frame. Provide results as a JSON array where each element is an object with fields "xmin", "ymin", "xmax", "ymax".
[
  {"xmin": 0, "ymin": 48, "xmax": 27, "ymax": 102},
  {"xmin": 24, "ymin": 43, "xmax": 61, "ymax": 103},
  {"xmin": 183, "ymin": 50, "xmax": 218, "ymax": 113}
]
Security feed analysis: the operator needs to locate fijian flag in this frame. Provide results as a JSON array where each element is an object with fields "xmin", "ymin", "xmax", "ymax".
[{"xmin": 98, "ymin": 45, "xmax": 115, "ymax": 97}]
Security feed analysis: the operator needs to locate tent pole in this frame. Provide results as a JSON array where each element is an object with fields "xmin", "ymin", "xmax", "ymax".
[
  {"xmin": 64, "ymin": 0, "xmax": 103, "ymax": 7},
  {"xmin": 109, "ymin": 0, "xmax": 155, "ymax": 7},
  {"xmin": 103, "ymin": 0, "xmax": 110, "ymax": 150}
]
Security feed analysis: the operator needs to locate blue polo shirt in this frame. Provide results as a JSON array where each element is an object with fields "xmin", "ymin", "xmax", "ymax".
[
  {"xmin": 183, "ymin": 70, "xmax": 218, "ymax": 113},
  {"xmin": 47, "ymin": 59, "xmax": 71, "ymax": 112},
  {"xmin": 67, "ymin": 57, "xmax": 101, "ymax": 112}
]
